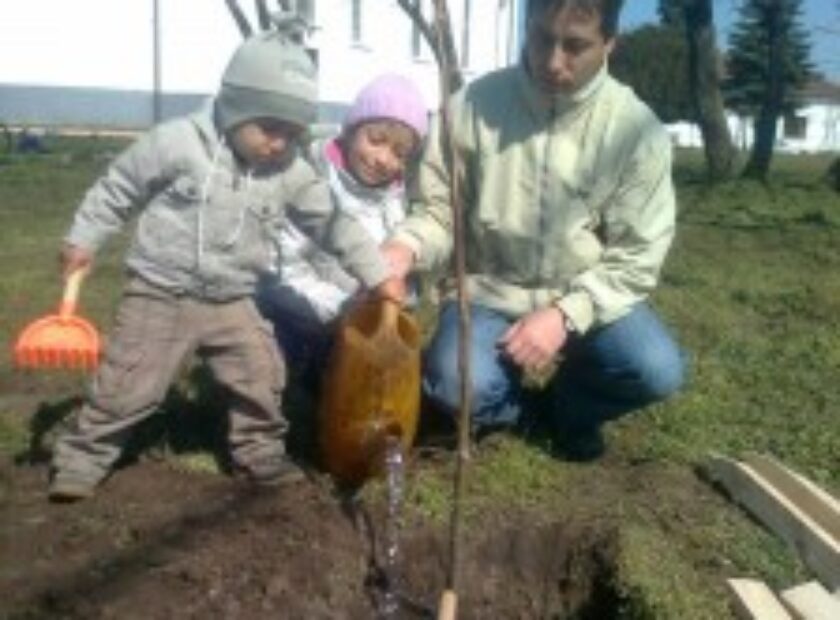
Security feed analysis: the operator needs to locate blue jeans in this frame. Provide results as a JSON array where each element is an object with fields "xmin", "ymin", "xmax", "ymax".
[{"xmin": 423, "ymin": 302, "xmax": 686, "ymax": 434}]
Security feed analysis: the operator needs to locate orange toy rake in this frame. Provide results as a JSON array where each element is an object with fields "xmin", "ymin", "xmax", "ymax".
[{"xmin": 14, "ymin": 268, "xmax": 101, "ymax": 371}]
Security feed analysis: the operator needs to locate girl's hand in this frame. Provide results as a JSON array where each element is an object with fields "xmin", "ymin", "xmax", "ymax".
[
  {"xmin": 373, "ymin": 276, "xmax": 407, "ymax": 305},
  {"xmin": 60, "ymin": 244, "xmax": 93, "ymax": 280},
  {"xmin": 380, "ymin": 241, "xmax": 416, "ymax": 280}
]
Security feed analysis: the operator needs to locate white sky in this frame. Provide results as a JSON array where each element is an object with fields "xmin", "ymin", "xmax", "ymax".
[{"xmin": 0, "ymin": 0, "xmax": 245, "ymax": 93}]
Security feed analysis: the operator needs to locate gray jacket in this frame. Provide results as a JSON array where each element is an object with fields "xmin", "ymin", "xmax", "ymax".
[{"xmin": 65, "ymin": 104, "xmax": 389, "ymax": 301}]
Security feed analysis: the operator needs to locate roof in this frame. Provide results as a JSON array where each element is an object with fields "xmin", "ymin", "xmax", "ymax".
[{"xmin": 797, "ymin": 78, "xmax": 840, "ymax": 104}]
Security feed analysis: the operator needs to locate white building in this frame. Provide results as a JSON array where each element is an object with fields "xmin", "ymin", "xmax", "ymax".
[
  {"xmin": 665, "ymin": 80, "xmax": 840, "ymax": 154},
  {"xmin": 307, "ymin": 0, "xmax": 524, "ymax": 123},
  {"xmin": 0, "ymin": 0, "xmax": 525, "ymax": 131}
]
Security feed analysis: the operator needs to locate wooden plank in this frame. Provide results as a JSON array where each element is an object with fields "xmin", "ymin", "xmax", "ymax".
[
  {"xmin": 744, "ymin": 454, "xmax": 840, "ymax": 542},
  {"xmin": 727, "ymin": 578, "xmax": 793, "ymax": 620},
  {"xmin": 780, "ymin": 581, "xmax": 840, "ymax": 620},
  {"xmin": 702, "ymin": 454, "xmax": 840, "ymax": 590}
]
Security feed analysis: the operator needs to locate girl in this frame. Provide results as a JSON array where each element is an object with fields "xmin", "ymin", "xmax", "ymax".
[{"xmin": 257, "ymin": 73, "xmax": 428, "ymax": 373}]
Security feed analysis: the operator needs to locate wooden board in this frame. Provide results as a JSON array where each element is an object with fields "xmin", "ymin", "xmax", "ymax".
[
  {"xmin": 743, "ymin": 454, "xmax": 840, "ymax": 542},
  {"xmin": 727, "ymin": 578, "xmax": 793, "ymax": 620},
  {"xmin": 780, "ymin": 581, "xmax": 840, "ymax": 620},
  {"xmin": 703, "ymin": 454, "xmax": 840, "ymax": 590}
]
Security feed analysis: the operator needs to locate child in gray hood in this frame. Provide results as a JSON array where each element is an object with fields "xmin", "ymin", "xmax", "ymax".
[{"xmin": 49, "ymin": 28, "xmax": 399, "ymax": 502}]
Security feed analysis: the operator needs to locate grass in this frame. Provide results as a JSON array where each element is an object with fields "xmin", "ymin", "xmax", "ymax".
[{"xmin": 1, "ymin": 141, "xmax": 839, "ymax": 618}]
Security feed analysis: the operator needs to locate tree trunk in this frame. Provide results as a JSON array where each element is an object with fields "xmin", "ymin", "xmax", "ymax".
[
  {"xmin": 684, "ymin": 0, "xmax": 735, "ymax": 181},
  {"xmin": 743, "ymin": 0, "xmax": 785, "ymax": 181},
  {"xmin": 827, "ymin": 157, "xmax": 840, "ymax": 192}
]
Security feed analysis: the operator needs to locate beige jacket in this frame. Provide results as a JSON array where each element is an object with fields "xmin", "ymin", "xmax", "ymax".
[{"xmin": 392, "ymin": 64, "xmax": 676, "ymax": 334}]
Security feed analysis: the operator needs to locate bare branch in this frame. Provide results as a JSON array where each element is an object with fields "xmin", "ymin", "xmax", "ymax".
[
  {"xmin": 396, "ymin": 0, "xmax": 438, "ymax": 55},
  {"xmin": 255, "ymin": 0, "xmax": 271, "ymax": 30},
  {"xmin": 430, "ymin": 0, "xmax": 463, "ymax": 91},
  {"xmin": 225, "ymin": 0, "xmax": 253, "ymax": 38}
]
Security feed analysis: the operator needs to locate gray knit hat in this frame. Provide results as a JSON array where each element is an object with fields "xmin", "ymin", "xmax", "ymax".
[{"xmin": 216, "ymin": 30, "xmax": 318, "ymax": 132}]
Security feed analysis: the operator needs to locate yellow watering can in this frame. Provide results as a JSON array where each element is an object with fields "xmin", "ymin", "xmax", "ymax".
[{"xmin": 319, "ymin": 298, "xmax": 421, "ymax": 486}]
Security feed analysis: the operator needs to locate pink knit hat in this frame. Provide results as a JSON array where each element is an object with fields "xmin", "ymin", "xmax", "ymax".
[{"xmin": 343, "ymin": 73, "xmax": 428, "ymax": 139}]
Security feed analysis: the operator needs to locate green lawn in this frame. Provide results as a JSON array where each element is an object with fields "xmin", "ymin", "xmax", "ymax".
[{"xmin": 1, "ymin": 141, "xmax": 838, "ymax": 618}]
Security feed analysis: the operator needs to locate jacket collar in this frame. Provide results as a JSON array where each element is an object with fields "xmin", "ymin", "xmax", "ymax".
[
  {"xmin": 516, "ymin": 61, "xmax": 609, "ymax": 121},
  {"xmin": 191, "ymin": 99, "xmax": 238, "ymax": 170}
]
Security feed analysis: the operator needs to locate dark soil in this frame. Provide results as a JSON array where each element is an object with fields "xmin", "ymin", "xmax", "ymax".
[{"xmin": 1, "ymin": 385, "xmax": 624, "ymax": 620}]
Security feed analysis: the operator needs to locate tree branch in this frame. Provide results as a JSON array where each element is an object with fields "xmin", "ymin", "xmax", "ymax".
[
  {"xmin": 255, "ymin": 0, "xmax": 272, "ymax": 30},
  {"xmin": 225, "ymin": 0, "xmax": 253, "ymax": 38},
  {"xmin": 395, "ymin": 0, "xmax": 437, "ymax": 58}
]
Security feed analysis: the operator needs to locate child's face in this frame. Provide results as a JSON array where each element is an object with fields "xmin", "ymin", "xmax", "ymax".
[
  {"xmin": 344, "ymin": 120, "xmax": 419, "ymax": 187},
  {"xmin": 229, "ymin": 119, "xmax": 303, "ymax": 169}
]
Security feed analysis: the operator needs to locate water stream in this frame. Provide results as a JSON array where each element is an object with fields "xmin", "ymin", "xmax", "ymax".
[{"xmin": 378, "ymin": 434, "xmax": 406, "ymax": 619}]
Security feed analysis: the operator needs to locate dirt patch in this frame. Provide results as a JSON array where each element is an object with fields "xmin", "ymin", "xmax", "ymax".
[{"xmin": 1, "ymin": 454, "xmax": 622, "ymax": 619}]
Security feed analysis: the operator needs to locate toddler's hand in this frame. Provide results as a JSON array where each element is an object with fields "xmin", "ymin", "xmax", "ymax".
[
  {"xmin": 373, "ymin": 276, "xmax": 407, "ymax": 305},
  {"xmin": 380, "ymin": 241, "xmax": 416, "ymax": 280},
  {"xmin": 60, "ymin": 244, "xmax": 93, "ymax": 280}
]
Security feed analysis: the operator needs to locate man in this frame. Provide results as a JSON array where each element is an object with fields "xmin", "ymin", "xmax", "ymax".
[{"xmin": 383, "ymin": 0, "xmax": 685, "ymax": 461}]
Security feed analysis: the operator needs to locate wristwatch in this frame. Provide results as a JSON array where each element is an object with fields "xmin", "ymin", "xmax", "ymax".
[{"xmin": 551, "ymin": 299, "xmax": 577, "ymax": 335}]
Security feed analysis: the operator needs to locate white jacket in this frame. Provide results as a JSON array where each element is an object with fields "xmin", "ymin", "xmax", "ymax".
[{"xmin": 262, "ymin": 138, "xmax": 407, "ymax": 322}]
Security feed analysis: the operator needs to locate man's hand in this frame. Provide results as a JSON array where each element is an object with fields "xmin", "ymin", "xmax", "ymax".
[
  {"xmin": 499, "ymin": 306, "xmax": 570, "ymax": 371},
  {"xmin": 60, "ymin": 244, "xmax": 93, "ymax": 280},
  {"xmin": 380, "ymin": 240, "xmax": 416, "ymax": 280}
]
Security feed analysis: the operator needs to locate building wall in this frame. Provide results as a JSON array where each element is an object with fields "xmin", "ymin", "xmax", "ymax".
[
  {"xmin": 0, "ymin": 1, "xmax": 523, "ymax": 131},
  {"xmin": 312, "ymin": 0, "xmax": 522, "ymax": 124},
  {"xmin": 665, "ymin": 103, "xmax": 840, "ymax": 154}
]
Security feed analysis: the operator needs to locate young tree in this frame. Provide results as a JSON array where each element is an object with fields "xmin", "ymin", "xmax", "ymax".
[{"xmin": 725, "ymin": 0, "xmax": 814, "ymax": 180}]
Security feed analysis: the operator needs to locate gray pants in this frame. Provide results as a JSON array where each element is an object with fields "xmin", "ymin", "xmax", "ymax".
[{"xmin": 52, "ymin": 278, "xmax": 287, "ymax": 486}]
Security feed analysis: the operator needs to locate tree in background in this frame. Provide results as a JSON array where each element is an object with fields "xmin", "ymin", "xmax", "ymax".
[
  {"xmin": 725, "ymin": 0, "xmax": 814, "ymax": 180},
  {"xmin": 658, "ymin": 0, "xmax": 683, "ymax": 27},
  {"xmin": 637, "ymin": 0, "xmax": 735, "ymax": 181},
  {"xmin": 611, "ymin": 24, "xmax": 692, "ymax": 123},
  {"xmin": 682, "ymin": 0, "xmax": 735, "ymax": 180}
]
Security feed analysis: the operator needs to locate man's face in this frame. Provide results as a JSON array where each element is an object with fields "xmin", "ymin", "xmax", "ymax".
[{"xmin": 525, "ymin": 5, "xmax": 615, "ymax": 95}]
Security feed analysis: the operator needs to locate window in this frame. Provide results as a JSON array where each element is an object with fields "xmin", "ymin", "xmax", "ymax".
[
  {"xmin": 351, "ymin": 0, "xmax": 363, "ymax": 44},
  {"xmin": 784, "ymin": 114, "xmax": 807, "ymax": 139}
]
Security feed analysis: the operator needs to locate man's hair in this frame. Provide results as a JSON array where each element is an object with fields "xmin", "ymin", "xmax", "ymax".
[{"xmin": 526, "ymin": 0, "xmax": 624, "ymax": 39}]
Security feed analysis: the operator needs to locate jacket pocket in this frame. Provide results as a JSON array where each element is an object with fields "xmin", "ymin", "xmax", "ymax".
[
  {"xmin": 136, "ymin": 176, "xmax": 201, "ymax": 263},
  {"xmin": 162, "ymin": 176, "xmax": 202, "ymax": 207}
]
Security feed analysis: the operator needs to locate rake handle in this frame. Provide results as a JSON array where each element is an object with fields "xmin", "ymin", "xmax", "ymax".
[{"xmin": 58, "ymin": 268, "xmax": 88, "ymax": 319}]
